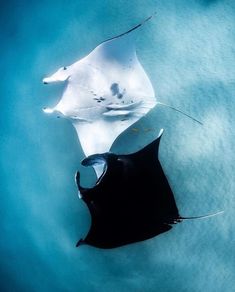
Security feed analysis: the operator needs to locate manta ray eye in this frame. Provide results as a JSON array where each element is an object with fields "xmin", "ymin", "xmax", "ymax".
[{"xmin": 63, "ymin": 67, "xmax": 67, "ymax": 70}]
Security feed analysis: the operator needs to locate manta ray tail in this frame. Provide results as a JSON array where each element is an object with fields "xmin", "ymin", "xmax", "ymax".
[
  {"xmin": 179, "ymin": 210, "xmax": 224, "ymax": 221},
  {"xmin": 157, "ymin": 102, "xmax": 203, "ymax": 125}
]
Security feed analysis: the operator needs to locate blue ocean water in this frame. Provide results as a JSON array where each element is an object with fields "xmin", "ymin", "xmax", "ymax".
[{"xmin": 1, "ymin": 0, "xmax": 235, "ymax": 291}]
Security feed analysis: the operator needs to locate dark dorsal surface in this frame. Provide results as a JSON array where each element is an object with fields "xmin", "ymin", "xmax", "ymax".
[{"xmin": 76, "ymin": 133, "xmax": 180, "ymax": 248}]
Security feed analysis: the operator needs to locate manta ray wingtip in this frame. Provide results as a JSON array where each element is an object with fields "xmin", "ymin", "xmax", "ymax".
[
  {"xmin": 158, "ymin": 128, "xmax": 164, "ymax": 138},
  {"xmin": 76, "ymin": 239, "xmax": 85, "ymax": 247}
]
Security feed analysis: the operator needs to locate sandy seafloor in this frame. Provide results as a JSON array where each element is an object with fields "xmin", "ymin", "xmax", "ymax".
[{"xmin": 1, "ymin": 0, "xmax": 235, "ymax": 291}]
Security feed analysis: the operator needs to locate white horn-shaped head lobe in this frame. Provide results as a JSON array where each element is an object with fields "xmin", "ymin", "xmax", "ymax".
[{"xmin": 42, "ymin": 66, "xmax": 70, "ymax": 84}]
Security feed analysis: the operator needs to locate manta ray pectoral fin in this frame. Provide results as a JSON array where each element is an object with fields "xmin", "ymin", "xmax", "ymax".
[
  {"xmin": 158, "ymin": 128, "xmax": 164, "ymax": 138},
  {"xmin": 76, "ymin": 239, "xmax": 85, "ymax": 247},
  {"xmin": 92, "ymin": 13, "xmax": 157, "ymax": 65},
  {"xmin": 131, "ymin": 128, "xmax": 164, "ymax": 158}
]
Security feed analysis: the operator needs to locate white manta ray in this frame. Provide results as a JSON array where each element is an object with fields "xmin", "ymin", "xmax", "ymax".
[
  {"xmin": 43, "ymin": 15, "xmax": 201, "ymax": 176},
  {"xmin": 43, "ymin": 17, "xmax": 156, "ymax": 154}
]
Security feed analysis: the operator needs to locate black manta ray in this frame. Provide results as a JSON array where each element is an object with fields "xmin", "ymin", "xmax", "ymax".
[
  {"xmin": 76, "ymin": 130, "xmax": 222, "ymax": 249},
  {"xmin": 76, "ymin": 130, "xmax": 179, "ymax": 248}
]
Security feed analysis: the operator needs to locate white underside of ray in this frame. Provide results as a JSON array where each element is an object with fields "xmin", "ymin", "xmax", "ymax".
[
  {"xmin": 43, "ymin": 17, "xmax": 156, "ymax": 177},
  {"xmin": 71, "ymin": 37, "xmax": 156, "ymax": 152}
]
